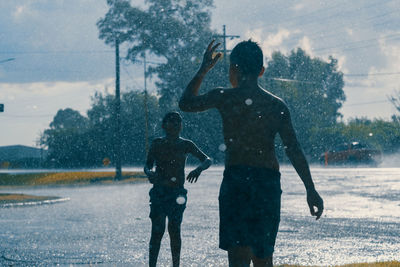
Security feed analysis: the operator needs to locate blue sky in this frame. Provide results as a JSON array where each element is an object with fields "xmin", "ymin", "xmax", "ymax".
[{"xmin": 1, "ymin": 0, "xmax": 400, "ymax": 146}]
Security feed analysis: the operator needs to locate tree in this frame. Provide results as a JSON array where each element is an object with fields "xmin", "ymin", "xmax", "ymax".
[
  {"xmin": 261, "ymin": 48, "xmax": 345, "ymax": 160},
  {"xmin": 86, "ymin": 91, "xmax": 161, "ymax": 166},
  {"xmin": 341, "ymin": 118, "xmax": 400, "ymax": 154},
  {"xmin": 97, "ymin": 0, "xmax": 226, "ymax": 163},
  {"xmin": 40, "ymin": 91, "xmax": 161, "ymax": 167},
  {"xmin": 97, "ymin": 0, "xmax": 215, "ymax": 110},
  {"xmin": 40, "ymin": 108, "xmax": 90, "ymax": 167}
]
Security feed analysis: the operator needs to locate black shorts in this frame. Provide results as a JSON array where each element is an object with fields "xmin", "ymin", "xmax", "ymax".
[
  {"xmin": 149, "ymin": 186, "xmax": 187, "ymax": 224},
  {"xmin": 218, "ymin": 165, "xmax": 282, "ymax": 258}
]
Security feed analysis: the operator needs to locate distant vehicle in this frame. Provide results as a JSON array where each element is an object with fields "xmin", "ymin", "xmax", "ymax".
[{"xmin": 320, "ymin": 142, "xmax": 382, "ymax": 166}]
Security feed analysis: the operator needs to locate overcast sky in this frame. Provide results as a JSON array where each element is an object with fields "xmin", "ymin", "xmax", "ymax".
[{"xmin": 1, "ymin": 0, "xmax": 399, "ymax": 147}]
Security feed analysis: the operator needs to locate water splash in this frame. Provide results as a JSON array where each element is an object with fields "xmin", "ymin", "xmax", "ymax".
[
  {"xmin": 176, "ymin": 196, "xmax": 186, "ymax": 205},
  {"xmin": 218, "ymin": 144, "xmax": 227, "ymax": 151}
]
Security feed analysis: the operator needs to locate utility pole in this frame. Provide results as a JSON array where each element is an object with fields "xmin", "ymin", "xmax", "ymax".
[
  {"xmin": 114, "ymin": 38, "xmax": 122, "ymax": 180},
  {"xmin": 0, "ymin": 58, "xmax": 15, "ymax": 113},
  {"xmin": 213, "ymin": 25, "xmax": 240, "ymax": 86},
  {"xmin": 143, "ymin": 53, "xmax": 149, "ymax": 155},
  {"xmin": 213, "ymin": 25, "xmax": 240, "ymax": 68}
]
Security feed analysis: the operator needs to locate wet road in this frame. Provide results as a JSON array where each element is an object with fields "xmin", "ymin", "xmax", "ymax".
[{"xmin": 1, "ymin": 166, "xmax": 399, "ymax": 266}]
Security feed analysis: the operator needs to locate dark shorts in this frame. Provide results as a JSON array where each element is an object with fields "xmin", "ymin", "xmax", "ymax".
[
  {"xmin": 218, "ymin": 165, "xmax": 282, "ymax": 258},
  {"xmin": 149, "ymin": 186, "xmax": 187, "ymax": 224}
]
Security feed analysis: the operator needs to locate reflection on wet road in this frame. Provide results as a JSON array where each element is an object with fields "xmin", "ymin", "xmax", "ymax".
[{"xmin": 1, "ymin": 166, "xmax": 399, "ymax": 266}]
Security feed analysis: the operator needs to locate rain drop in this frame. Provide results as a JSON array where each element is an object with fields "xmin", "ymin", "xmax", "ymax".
[
  {"xmin": 176, "ymin": 196, "xmax": 186, "ymax": 205},
  {"xmin": 220, "ymin": 90, "xmax": 224, "ymax": 94},
  {"xmin": 245, "ymin": 99, "xmax": 253, "ymax": 105},
  {"xmin": 369, "ymin": 133, "xmax": 373, "ymax": 137},
  {"xmin": 219, "ymin": 144, "xmax": 227, "ymax": 151},
  {"xmin": 280, "ymin": 111, "xmax": 284, "ymax": 115},
  {"xmin": 171, "ymin": 177, "xmax": 177, "ymax": 182}
]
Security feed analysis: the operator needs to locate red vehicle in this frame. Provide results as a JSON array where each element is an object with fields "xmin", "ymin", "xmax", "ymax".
[{"xmin": 320, "ymin": 142, "xmax": 382, "ymax": 166}]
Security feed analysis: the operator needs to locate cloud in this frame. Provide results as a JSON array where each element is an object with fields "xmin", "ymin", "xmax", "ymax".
[
  {"xmin": 244, "ymin": 28, "xmax": 292, "ymax": 58},
  {"xmin": 345, "ymin": 28, "xmax": 354, "ymax": 37},
  {"xmin": 13, "ymin": 4, "xmax": 33, "ymax": 20},
  {"xmin": 0, "ymin": 79, "xmax": 114, "ymax": 146},
  {"xmin": 356, "ymin": 32, "xmax": 400, "ymax": 91},
  {"xmin": 340, "ymin": 31, "xmax": 400, "ymax": 120},
  {"xmin": 297, "ymin": 36, "xmax": 313, "ymax": 56},
  {"xmin": 1, "ymin": 1, "xmax": 110, "ymax": 83},
  {"xmin": 292, "ymin": 3, "xmax": 306, "ymax": 11}
]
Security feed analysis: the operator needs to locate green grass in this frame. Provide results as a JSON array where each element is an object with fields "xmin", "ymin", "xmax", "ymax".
[
  {"xmin": 0, "ymin": 193, "xmax": 59, "ymax": 204},
  {"xmin": 0, "ymin": 171, "xmax": 147, "ymax": 187},
  {"xmin": 277, "ymin": 262, "xmax": 400, "ymax": 267}
]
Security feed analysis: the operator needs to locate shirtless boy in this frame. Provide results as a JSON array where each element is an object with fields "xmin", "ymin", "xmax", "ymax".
[
  {"xmin": 144, "ymin": 111, "xmax": 212, "ymax": 267},
  {"xmin": 179, "ymin": 40, "xmax": 324, "ymax": 267}
]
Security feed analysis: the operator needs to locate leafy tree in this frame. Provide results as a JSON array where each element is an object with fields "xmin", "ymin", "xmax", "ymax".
[
  {"xmin": 97, "ymin": 0, "xmax": 215, "ymax": 109},
  {"xmin": 97, "ymin": 0, "xmax": 225, "ymax": 163},
  {"xmin": 341, "ymin": 118, "xmax": 400, "ymax": 154},
  {"xmin": 85, "ymin": 91, "xmax": 161, "ymax": 165},
  {"xmin": 261, "ymin": 48, "xmax": 345, "ymax": 160},
  {"xmin": 40, "ymin": 108, "xmax": 90, "ymax": 167},
  {"xmin": 40, "ymin": 91, "xmax": 161, "ymax": 167}
]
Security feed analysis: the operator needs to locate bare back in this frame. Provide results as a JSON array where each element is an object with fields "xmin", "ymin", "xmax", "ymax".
[
  {"xmin": 179, "ymin": 85, "xmax": 291, "ymax": 171},
  {"xmin": 218, "ymin": 86, "xmax": 288, "ymax": 170}
]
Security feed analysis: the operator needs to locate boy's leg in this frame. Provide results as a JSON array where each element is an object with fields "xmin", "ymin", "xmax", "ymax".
[
  {"xmin": 149, "ymin": 215, "xmax": 166, "ymax": 267},
  {"xmin": 168, "ymin": 220, "xmax": 182, "ymax": 267},
  {"xmin": 251, "ymin": 253, "xmax": 273, "ymax": 267},
  {"xmin": 227, "ymin": 246, "xmax": 251, "ymax": 267}
]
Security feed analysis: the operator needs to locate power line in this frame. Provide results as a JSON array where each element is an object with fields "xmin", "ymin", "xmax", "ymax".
[
  {"xmin": 0, "ymin": 114, "xmax": 54, "ymax": 118},
  {"xmin": 345, "ymin": 72, "xmax": 400, "ymax": 77},
  {"xmin": 267, "ymin": 77, "xmax": 319, "ymax": 84},
  {"xmin": 345, "ymin": 100, "xmax": 390, "ymax": 106},
  {"xmin": 312, "ymin": 32, "xmax": 400, "ymax": 52},
  {"xmin": 0, "ymin": 50, "xmax": 115, "ymax": 55},
  {"xmin": 284, "ymin": 8, "xmax": 400, "ymax": 48},
  {"xmin": 269, "ymin": 0, "xmax": 392, "ymax": 33},
  {"xmin": 0, "ymin": 58, "xmax": 15, "ymax": 64}
]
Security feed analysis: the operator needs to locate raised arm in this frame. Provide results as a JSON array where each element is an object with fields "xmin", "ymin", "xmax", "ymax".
[
  {"xmin": 179, "ymin": 40, "xmax": 222, "ymax": 112},
  {"xmin": 278, "ymin": 106, "xmax": 324, "ymax": 220},
  {"xmin": 186, "ymin": 141, "xmax": 212, "ymax": 183}
]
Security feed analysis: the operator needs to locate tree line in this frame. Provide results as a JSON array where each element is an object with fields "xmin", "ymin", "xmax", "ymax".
[{"xmin": 39, "ymin": 0, "xmax": 400, "ymax": 168}]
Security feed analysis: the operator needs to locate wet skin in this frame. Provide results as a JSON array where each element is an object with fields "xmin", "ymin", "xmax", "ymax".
[
  {"xmin": 179, "ymin": 40, "xmax": 324, "ymax": 267},
  {"xmin": 144, "ymin": 118, "xmax": 211, "ymax": 267}
]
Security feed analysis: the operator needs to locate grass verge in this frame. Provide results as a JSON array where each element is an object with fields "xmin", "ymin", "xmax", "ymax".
[
  {"xmin": 277, "ymin": 261, "xmax": 400, "ymax": 267},
  {"xmin": 0, "ymin": 171, "xmax": 147, "ymax": 187},
  {"xmin": 0, "ymin": 193, "xmax": 59, "ymax": 204},
  {"xmin": 0, "ymin": 171, "xmax": 147, "ymax": 204}
]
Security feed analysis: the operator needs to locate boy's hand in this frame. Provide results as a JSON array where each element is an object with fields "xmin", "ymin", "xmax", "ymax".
[
  {"xmin": 306, "ymin": 188, "xmax": 324, "ymax": 220},
  {"xmin": 186, "ymin": 168, "xmax": 202, "ymax": 183},
  {"xmin": 147, "ymin": 171, "xmax": 158, "ymax": 184},
  {"xmin": 200, "ymin": 40, "xmax": 222, "ymax": 73}
]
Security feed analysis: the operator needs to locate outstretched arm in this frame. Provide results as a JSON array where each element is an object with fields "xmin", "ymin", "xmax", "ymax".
[
  {"xmin": 179, "ymin": 40, "xmax": 222, "ymax": 112},
  {"xmin": 279, "ymin": 106, "xmax": 324, "ymax": 220},
  {"xmin": 186, "ymin": 141, "xmax": 212, "ymax": 183}
]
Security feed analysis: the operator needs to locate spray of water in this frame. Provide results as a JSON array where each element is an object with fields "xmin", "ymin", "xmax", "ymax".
[{"xmin": 379, "ymin": 151, "xmax": 400, "ymax": 167}]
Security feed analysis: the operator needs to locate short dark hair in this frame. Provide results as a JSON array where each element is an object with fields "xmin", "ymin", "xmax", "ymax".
[
  {"xmin": 230, "ymin": 39, "xmax": 263, "ymax": 76},
  {"xmin": 162, "ymin": 111, "xmax": 182, "ymax": 126}
]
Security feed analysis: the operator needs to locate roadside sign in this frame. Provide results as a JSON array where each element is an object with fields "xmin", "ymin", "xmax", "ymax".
[{"xmin": 0, "ymin": 104, "xmax": 4, "ymax": 112}]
